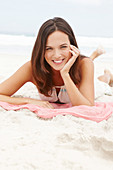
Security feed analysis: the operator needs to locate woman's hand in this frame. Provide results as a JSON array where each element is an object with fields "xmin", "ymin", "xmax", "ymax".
[
  {"xmin": 27, "ymin": 98, "xmax": 54, "ymax": 109},
  {"xmin": 60, "ymin": 45, "xmax": 80, "ymax": 76}
]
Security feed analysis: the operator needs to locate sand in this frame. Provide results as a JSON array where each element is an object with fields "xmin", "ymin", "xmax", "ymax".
[{"xmin": 0, "ymin": 52, "xmax": 113, "ymax": 170}]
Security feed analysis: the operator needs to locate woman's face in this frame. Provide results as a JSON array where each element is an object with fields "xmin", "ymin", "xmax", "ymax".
[{"xmin": 45, "ymin": 31, "xmax": 71, "ymax": 71}]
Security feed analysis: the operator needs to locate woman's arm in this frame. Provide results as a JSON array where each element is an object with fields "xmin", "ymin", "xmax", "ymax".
[
  {"xmin": 61, "ymin": 58, "xmax": 94, "ymax": 106},
  {"xmin": 61, "ymin": 45, "xmax": 94, "ymax": 106},
  {"xmin": 78, "ymin": 58, "xmax": 94, "ymax": 105},
  {"xmin": 0, "ymin": 61, "xmax": 54, "ymax": 108}
]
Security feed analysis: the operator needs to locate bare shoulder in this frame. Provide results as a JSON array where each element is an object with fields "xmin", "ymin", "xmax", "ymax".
[
  {"xmin": 79, "ymin": 57, "xmax": 94, "ymax": 66},
  {"xmin": 25, "ymin": 61, "xmax": 36, "ymax": 84},
  {"xmin": 79, "ymin": 57, "xmax": 94, "ymax": 71},
  {"xmin": 24, "ymin": 60, "xmax": 32, "ymax": 69},
  {"xmin": 18, "ymin": 60, "xmax": 33, "ymax": 82},
  {"xmin": 21, "ymin": 61, "xmax": 32, "ymax": 74},
  {"xmin": 78, "ymin": 57, "xmax": 94, "ymax": 79}
]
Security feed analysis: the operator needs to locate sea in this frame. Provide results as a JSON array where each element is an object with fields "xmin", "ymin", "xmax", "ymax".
[{"xmin": 0, "ymin": 34, "xmax": 113, "ymax": 62}]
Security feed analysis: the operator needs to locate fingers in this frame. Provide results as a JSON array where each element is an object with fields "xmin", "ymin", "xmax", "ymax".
[
  {"xmin": 42, "ymin": 101, "xmax": 54, "ymax": 109},
  {"xmin": 46, "ymin": 102, "xmax": 54, "ymax": 109},
  {"xmin": 70, "ymin": 44, "xmax": 80, "ymax": 52},
  {"xmin": 70, "ymin": 45, "xmax": 80, "ymax": 57}
]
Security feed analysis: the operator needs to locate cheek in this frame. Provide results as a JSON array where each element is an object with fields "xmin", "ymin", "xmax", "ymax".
[
  {"xmin": 45, "ymin": 53, "xmax": 51, "ymax": 61},
  {"xmin": 63, "ymin": 49, "xmax": 71, "ymax": 59}
]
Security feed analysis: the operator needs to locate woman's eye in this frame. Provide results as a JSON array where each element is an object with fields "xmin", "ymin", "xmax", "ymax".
[
  {"xmin": 61, "ymin": 46, "xmax": 67, "ymax": 49},
  {"xmin": 46, "ymin": 47, "xmax": 52, "ymax": 51}
]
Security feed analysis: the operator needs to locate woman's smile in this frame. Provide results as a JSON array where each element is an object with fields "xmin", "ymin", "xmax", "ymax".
[{"xmin": 52, "ymin": 59, "xmax": 65, "ymax": 64}]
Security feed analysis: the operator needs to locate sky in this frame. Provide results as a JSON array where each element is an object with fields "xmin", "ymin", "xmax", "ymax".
[{"xmin": 0, "ymin": 0, "xmax": 113, "ymax": 37}]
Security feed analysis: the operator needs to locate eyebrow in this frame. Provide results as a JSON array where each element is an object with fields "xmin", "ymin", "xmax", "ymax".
[
  {"xmin": 46, "ymin": 43, "xmax": 68, "ymax": 47},
  {"xmin": 60, "ymin": 43, "xmax": 68, "ymax": 46}
]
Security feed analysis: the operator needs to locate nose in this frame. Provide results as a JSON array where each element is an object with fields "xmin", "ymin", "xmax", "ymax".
[{"xmin": 54, "ymin": 49, "xmax": 61, "ymax": 59}]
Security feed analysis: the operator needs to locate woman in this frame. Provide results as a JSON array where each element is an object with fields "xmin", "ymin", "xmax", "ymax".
[{"xmin": 0, "ymin": 17, "xmax": 94, "ymax": 108}]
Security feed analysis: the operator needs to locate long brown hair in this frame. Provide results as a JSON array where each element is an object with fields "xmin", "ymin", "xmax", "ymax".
[{"xmin": 31, "ymin": 17, "xmax": 82, "ymax": 96}]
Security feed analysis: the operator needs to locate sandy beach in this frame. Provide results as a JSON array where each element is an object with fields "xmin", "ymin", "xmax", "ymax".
[{"xmin": 0, "ymin": 41, "xmax": 113, "ymax": 169}]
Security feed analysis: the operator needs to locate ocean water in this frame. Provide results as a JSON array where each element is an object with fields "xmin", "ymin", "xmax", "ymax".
[{"xmin": 0, "ymin": 34, "xmax": 113, "ymax": 61}]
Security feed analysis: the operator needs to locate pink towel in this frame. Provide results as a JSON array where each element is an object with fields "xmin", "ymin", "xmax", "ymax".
[{"xmin": 0, "ymin": 101, "xmax": 113, "ymax": 122}]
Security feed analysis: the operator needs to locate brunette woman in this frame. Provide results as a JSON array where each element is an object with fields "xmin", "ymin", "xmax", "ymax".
[{"xmin": 0, "ymin": 17, "xmax": 95, "ymax": 108}]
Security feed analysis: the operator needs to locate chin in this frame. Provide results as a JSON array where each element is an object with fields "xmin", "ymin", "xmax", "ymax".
[{"xmin": 52, "ymin": 66, "xmax": 64, "ymax": 72}]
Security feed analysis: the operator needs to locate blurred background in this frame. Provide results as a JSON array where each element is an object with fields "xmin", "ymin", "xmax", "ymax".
[
  {"xmin": 0, "ymin": 0, "xmax": 113, "ymax": 62},
  {"xmin": 0, "ymin": 0, "xmax": 113, "ymax": 37}
]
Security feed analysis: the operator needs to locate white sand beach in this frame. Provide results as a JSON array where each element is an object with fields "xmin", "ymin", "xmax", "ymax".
[{"xmin": 0, "ymin": 35, "xmax": 113, "ymax": 170}]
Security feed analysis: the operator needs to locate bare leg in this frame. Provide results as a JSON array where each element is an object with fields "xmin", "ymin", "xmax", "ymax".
[
  {"xmin": 97, "ymin": 69, "xmax": 113, "ymax": 86},
  {"xmin": 98, "ymin": 74, "xmax": 110, "ymax": 84},
  {"xmin": 90, "ymin": 46, "xmax": 106, "ymax": 61},
  {"xmin": 90, "ymin": 46, "xmax": 113, "ymax": 86},
  {"xmin": 104, "ymin": 69, "xmax": 113, "ymax": 86}
]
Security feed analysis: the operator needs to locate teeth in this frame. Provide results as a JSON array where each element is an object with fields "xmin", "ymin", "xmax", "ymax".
[{"xmin": 53, "ymin": 60, "xmax": 63, "ymax": 63}]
